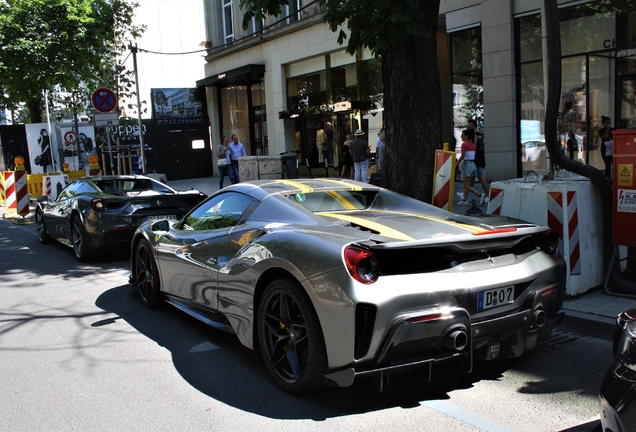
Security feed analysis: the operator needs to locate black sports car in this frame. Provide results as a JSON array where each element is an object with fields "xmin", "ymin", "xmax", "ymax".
[
  {"xmin": 129, "ymin": 178, "xmax": 566, "ymax": 393},
  {"xmin": 35, "ymin": 175, "xmax": 206, "ymax": 261},
  {"xmin": 600, "ymin": 308, "xmax": 636, "ymax": 431}
]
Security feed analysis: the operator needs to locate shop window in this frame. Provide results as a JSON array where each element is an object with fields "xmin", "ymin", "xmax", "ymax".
[
  {"xmin": 222, "ymin": 0, "xmax": 234, "ymax": 45},
  {"xmin": 450, "ymin": 27, "xmax": 483, "ymax": 155}
]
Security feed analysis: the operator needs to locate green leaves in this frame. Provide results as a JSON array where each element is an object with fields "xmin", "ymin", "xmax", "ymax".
[{"xmin": 0, "ymin": 0, "xmax": 144, "ymax": 122}]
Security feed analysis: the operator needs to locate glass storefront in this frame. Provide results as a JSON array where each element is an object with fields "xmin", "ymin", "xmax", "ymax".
[
  {"xmin": 516, "ymin": 3, "xmax": 636, "ymax": 176},
  {"xmin": 284, "ymin": 50, "xmax": 384, "ymax": 169},
  {"xmin": 450, "ymin": 27, "xmax": 483, "ymax": 157}
]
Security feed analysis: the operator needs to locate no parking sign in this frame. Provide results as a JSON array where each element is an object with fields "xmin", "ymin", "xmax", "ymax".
[{"xmin": 91, "ymin": 88, "xmax": 117, "ymax": 113}]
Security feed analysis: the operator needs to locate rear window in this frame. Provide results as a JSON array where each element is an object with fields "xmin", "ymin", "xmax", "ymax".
[
  {"xmin": 283, "ymin": 190, "xmax": 377, "ymax": 212},
  {"xmin": 94, "ymin": 179, "xmax": 172, "ymax": 193}
]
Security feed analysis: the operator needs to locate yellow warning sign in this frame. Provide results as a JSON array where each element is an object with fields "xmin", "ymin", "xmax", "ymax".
[{"xmin": 618, "ymin": 164, "xmax": 634, "ymax": 187}]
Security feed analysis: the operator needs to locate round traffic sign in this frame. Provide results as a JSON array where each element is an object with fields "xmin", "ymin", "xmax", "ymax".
[
  {"xmin": 64, "ymin": 131, "xmax": 77, "ymax": 145},
  {"xmin": 91, "ymin": 88, "xmax": 117, "ymax": 113}
]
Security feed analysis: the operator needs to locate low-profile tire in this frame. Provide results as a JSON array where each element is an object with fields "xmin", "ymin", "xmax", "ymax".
[
  {"xmin": 71, "ymin": 214, "xmax": 93, "ymax": 262},
  {"xmin": 258, "ymin": 278, "xmax": 328, "ymax": 393},
  {"xmin": 134, "ymin": 239, "xmax": 162, "ymax": 307},
  {"xmin": 35, "ymin": 209, "xmax": 50, "ymax": 244}
]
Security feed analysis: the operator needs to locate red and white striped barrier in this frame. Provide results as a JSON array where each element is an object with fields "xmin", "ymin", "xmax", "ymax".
[
  {"xmin": 432, "ymin": 150, "xmax": 456, "ymax": 211},
  {"xmin": 3, "ymin": 171, "xmax": 29, "ymax": 216},
  {"xmin": 487, "ymin": 177, "xmax": 601, "ymax": 296},
  {"xmin": 42, "ymin": 174, "xmax": 70, "ymax": 200},
  {"xmin": 488, "ymin": 187, "xmax": 504, "ymax": 215},
  {"xmin": 547, "ymin": 191, "xmax": 581, "ymax": 275}
]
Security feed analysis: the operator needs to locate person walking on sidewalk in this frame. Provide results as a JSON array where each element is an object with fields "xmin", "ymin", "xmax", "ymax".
[
  {"xmin": 467, "ymin": 119, "xmax": 488, "ymax": 205},
  {"xmin": 350, "ymin": 129, "xmax": 370, "ymax": 182},
  {"xmin": 217, "ymin": 136, "xmax": 233, "ymax": 188},
  {"xmin": 456, "ymin": 129, "xmax": 485, "ymax": 205},
  {"xmin": 228, "ymin": 134, "xmax": 247, "ymax": 183}
]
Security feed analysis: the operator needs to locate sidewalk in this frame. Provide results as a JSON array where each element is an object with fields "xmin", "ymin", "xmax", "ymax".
[{"xmin": 167, "ymin": 175, "xmax": 636, "ymax": 334}]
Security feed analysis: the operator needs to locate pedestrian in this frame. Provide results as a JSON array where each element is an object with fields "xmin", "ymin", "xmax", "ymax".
[
  {"xmin": 599, "ymin": 116, "xmax": 613, "ymax": 179},
  {"xmin": 457, "ymin": 129, "xmax": 485, "ymax": 205},
  {"xmin": 217, "ymin": 136, "xmax": 233, "ymax": 188},
  {"xmin": 340, "ymin": 133, "xmax": 354, "ymax": 179},
  {"xmin": 467, "ymin": 119, "xmax": 488, "ymax": 205},
  {"xmin": 325, "ymin": 121, "xmax": 334, "ymax": 166},
  {"xmin": 228, "ymin": 133, "xmax": 247, "ymax": 183},
  {"xmin": 350, "ymin": 129, "xmax": 369, "ymax": 182},
  {"xmin": 567, "ymin": 131, "xmax": 577, "ymax": 160},
  {"xmin": 132, "ymin": 149, "xmax": 141, "ymax": 174},
  {"xmin": 375, "ymin": 128, "xmax": 385, "ymax": 173}
]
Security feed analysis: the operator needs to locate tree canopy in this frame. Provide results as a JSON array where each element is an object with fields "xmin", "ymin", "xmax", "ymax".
[
  {"xmin": 0, "ymin": 0, "xmax": 144, "ymax": 123},
  {"xmin": 240, "ymin": 0, "xmax": 442, "ymax": 201}
]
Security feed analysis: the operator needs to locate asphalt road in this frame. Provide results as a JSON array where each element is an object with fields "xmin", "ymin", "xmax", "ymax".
[{"xmin": 0, "ymin": 216, "xmax": 609, "ymax": 432}]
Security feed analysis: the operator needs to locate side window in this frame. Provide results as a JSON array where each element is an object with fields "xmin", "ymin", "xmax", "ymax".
[{"xmin": 182, "ymin": 192, "xmax": 254, "ymax": 230}]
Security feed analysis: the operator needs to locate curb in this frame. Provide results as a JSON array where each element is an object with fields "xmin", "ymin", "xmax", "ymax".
[{"xmin": 561, "ymin": 309, "xmax": 616, "ymax": 341}]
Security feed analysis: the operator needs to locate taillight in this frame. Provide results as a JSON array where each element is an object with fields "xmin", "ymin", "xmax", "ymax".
[
  {"xmin": 91, "ymin": 198, "xmax": 106, "ymax": 212},
  {"xmin": 539, "ymin": 230, "xmax": 558, "ymax": 255},
  {"xmin": 344, "ymin": 245, "xmax": 379, "ymax": 284}
]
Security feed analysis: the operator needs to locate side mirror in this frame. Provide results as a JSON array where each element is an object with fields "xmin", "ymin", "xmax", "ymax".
[
  {"xmin": 37, "ymin": 195, "xmax": 48, "ymax": 203},
  {"xmin": 150, "ymin": 219, "xmax": 171, "ymax": 233}
]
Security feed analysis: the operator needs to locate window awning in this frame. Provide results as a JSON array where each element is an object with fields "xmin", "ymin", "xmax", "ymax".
[{"xmin": 196, "ymin": 64, "xmax": 265, "ymax": 88}]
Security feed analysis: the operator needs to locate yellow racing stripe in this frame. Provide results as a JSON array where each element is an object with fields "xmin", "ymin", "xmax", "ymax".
[
  {"xmin": 372, "ymin": 210, "xmax": 488, "ymax": 233},
  {"xmin": 274, "ymin": 179, "xmax": 314, "ymax": 193},
  {"xmin": 322, "ymin": 179, "xmax": 363, "ymax": 190},
  {"xmin": 326, "ymin": 191, "xmax": 357, "ymax": 210},
  {"xmin": 318, "ymin": 213, "xmax": 415, "ymax": 240}
]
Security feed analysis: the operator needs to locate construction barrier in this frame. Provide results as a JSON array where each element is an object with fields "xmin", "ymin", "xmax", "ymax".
[
  {"xmin": 67, "ymin": 169, "xmax": 86, "ymax": 181},
  {"xmin": 42, "ymin": 174, "xmax": 70, "ymax": 200},
  {"xmin": 486, "ymin": 176, "xmax": 602, "ymax": 296},
  {"xmin": 432, "ymin": 150, "xmax": 456, "ymax": 211},
  {"xmin": 0, "ymin": 172, "xmax": 5, "ymax": 204},
  {"xmin": 3, "ymin": 171, "xmax": 30, "ymax": 216}
]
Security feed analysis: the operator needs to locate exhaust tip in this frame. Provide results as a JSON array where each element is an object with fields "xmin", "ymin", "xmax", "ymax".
[
  {"xmin": 533, "ymin": 309, "xmax": 547, "ymax": 328},
  {"xmin": 443, "ymin": 329, "xmax": 468, "ymax": 352}
]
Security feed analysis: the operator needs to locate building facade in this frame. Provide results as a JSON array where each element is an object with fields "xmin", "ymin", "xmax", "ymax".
[{"xmin": 197, "ymin": 0, "xmax": 636, "ymax": 181}]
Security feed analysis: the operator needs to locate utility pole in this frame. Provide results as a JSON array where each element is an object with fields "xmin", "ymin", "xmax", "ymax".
[{"xmin": 131, "ymin": 44, "xmax": 147, "ymax": 174}]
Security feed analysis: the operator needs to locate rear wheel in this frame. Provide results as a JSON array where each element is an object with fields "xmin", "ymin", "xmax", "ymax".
[
  {"xmin": 71, "ymin": 214, "xmax": 93, "ymax": 262},
  {"xmin": 258, "ymin": 278, "xmax": 328, "ymax": 393},
  {"xmin": 35, "ymin": 209, "xmax": 50, "ymax": 244},
  {"xmin": 134, "ymin": 239, "xmax": 161, "ymax": 307}
]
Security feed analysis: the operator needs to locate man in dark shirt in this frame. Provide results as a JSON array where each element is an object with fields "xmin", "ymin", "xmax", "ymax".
[{"xmin": 350, "ymin": 129, "xmax": 369, "ymax": 182}]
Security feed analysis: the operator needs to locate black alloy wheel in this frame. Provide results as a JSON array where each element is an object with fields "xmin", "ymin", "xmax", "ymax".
[
  {"xmin": 71, "ymin": 214, "xmax": 92, "ymax": 262},
  {"xmin": 258, "ymin": 278, "xmax": 328, "ymax": 393},
  {"xmin": 135, "ymin": 239, "xmax": 161, "ymax": 307},
  {"xmin": 35, "ymin": 209, "xmax": 50, "ymax": 244}
]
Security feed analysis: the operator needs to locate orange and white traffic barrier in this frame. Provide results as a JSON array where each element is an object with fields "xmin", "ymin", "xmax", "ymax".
[
  {"xmin": 432, "ymin": 150, "xmax": 456, "ymax": 211},
  {"xmin": 4, "ymin": 171, "xmax": 29, "ymax": 216}
]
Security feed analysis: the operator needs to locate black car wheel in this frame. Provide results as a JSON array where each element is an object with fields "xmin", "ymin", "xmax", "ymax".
[
  {"xmin": 35, "ymin": 209, "xmax": 50, "ymax": 244},
  {"xmin": 134, "ymin": 239, "xmax": 161, "ymax": 307},
  {"xmin": 258, "ymin": 278, "xmax": 328, "ymax": 393},
  {"xmin": 71, "ymin": 214, "xmax": 92, "ymax": 262}
]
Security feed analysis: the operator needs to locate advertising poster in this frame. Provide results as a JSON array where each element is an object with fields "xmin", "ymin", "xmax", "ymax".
[
  {"xmin": 25, "ymin": 123, "xmax": 62, "ymax": 174},
  {"xmin": 58, "ymin": 124, "xmax": 97, "ymax": 174}
]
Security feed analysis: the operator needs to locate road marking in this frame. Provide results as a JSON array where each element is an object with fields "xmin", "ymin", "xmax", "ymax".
[{"xmin": 422, "ymin": 400, "xmax": 519, "ymax": 432}]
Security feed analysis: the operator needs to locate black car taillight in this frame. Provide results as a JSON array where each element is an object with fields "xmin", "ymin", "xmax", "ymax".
[
  {"xmin": 539, "ymin": 230, "xmax": 559, "ymax": 255},
  {"xmin": 91, "ymin": 198, "xmax": 106, "ymax": 212},
  {"xmin": 344, "ymin": 245, "xmax": 379, "ymax": 284}
]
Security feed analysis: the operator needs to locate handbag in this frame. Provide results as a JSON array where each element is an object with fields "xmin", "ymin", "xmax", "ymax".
[
  {"xmin": 605, "ymin": 139, "xmax": 614, "ymax": 156},
  {"xmin": 217, "ymin": 158, "xmax": 228, "ymax": 166}
]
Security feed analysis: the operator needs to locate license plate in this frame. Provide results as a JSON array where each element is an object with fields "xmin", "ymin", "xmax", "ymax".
[
  {"xmin": 477, "ymin": 286, "xmax": 515, "ymax": 311},
  {"xmin": 147, "ymin": 215, "xmax": 177, "ymax": 222}
]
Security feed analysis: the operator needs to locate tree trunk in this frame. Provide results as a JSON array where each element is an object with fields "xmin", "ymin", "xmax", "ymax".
[
  {"xmin": 382, "ymin": 0, "xmax": 442, "ymax": 203},
  {"xmin": 28, "ymin": 96, "xmax": 43, "ymax": 124}
]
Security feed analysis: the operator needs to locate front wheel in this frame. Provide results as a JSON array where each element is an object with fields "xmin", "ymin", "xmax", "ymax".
[
  {"xmin": 258, "ymin": 278, "xmax": 328, "ymax": 393},
  {"xmin": 134, "ymin": 239, "xmax": 162, "ymax": 307}
]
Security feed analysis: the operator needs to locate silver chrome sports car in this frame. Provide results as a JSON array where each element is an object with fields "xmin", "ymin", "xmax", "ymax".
[
  {"xmin": 129, "ymin": 179, "xmax": 565, "ymax": 393},
  {"xmin": 36, "ymin": 175, "xmax": 206, "ymax": 261}
]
